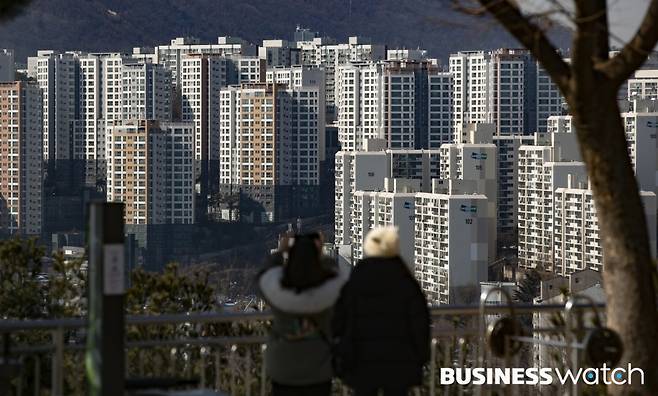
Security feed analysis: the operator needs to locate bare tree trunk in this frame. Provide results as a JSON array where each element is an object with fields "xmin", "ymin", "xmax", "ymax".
[
  {"xmin": 569, "ymin": 87, "xmax": 658, "ymax": 394},
  {"xmin": 472, "ymin": 0, "xmax": 658, "ymax": 393}
]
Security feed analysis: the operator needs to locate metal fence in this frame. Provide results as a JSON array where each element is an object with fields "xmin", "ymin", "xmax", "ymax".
[{"xmin": 0, "ymin": 293, "xmax": 610, "ymax": 396}]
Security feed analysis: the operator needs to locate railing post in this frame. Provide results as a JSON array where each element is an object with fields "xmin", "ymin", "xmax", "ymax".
[
  {"xmin": 33, "ymin": 355, "xmax": 40, "ymax": 396},
  {"xmin": 259, "ymin": 344, "xmax": 267, "ymax": 396},
  {"xmin": 429, "ymin": 338, "xmax": 437, "ymax": 396},
  {"xmin": 17, "ymin": 355, "xmax": 24, "ymax": 396},
  {"xmin": 214, "ymin": 348, "xmax": 221, "ymax": 391},
  {"xmin": 170, "ymin": 348, "xmax": 178, "ymax": 377},
  {"xmin": 230, "ymin": 344, "xmax": 237, "ymax": 396},
  {"xmin": 199, "ymin": 347, "xmax": 206, "ymax": 389},
  {"xmin": 85, "ymin": 203, "xmax": 126, "ymax": 396},
  {"xmin": 245, "ymin": 347, "xmax": 252, "ymax": 396},
  {"xmin": 51, "ymin": 327, "xmax": 64, "ymax": 396}
]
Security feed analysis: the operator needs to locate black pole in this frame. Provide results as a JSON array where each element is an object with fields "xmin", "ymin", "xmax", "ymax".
[{"xmin": 86, "ymin": 202, "xmax": 125, "ymax": 396}]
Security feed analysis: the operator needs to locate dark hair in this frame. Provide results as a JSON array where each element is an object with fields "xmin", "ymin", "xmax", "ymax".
[{"xmin": 280, "ymin": 233, "xmax": 335, "ymax": 293}]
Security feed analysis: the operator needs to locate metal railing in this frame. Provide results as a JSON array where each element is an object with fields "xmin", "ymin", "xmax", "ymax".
[{"xmin": 0, "ymin": 299, "xmax": 607, "ymax": 396}]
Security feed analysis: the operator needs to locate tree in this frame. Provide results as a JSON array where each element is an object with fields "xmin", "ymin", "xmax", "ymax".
[
  {"xmin": 455, "ymin": 1, "xmax": 658, "ymax": 393},
  {"xmin": 514, "ymin": 269, "xmax": 541, "ymax": 304}
]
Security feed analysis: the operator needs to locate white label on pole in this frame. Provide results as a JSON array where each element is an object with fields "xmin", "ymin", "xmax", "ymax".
[{"xmin": 103, "ymin": 244, "xmax": 125, "ymax": 295}]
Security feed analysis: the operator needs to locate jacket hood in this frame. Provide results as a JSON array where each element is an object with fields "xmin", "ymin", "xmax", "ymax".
[
  {"xmin": 259, "ymin": 261, "xmax": 351, "ymax": 314},
  {"xmin": 364, "ymin": 226, "xmax": 400, "ymax": 258}
]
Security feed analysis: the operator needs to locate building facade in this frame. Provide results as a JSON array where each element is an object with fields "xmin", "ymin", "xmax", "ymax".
[
  {"xmin": 0, "ymin": 81, "xmax": 43, "ymax": 236},
  {"xmin": 106, "ymin": 120, "xmax": 195, "ymax": 225}
]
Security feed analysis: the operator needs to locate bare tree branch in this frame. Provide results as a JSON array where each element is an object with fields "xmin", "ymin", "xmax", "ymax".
[
  {"xmin": 597, "ymin": 0, "xmax": 658, "ymax": 85},
  {"xmin": 0, "ymin": 0, "xmax": 32, "ymax": 21},
  {"xmin": 476, "ymin": 0, "xmax": 571, "ymax": 94},
  {"xmin": 571, "ymin": 0, "xmax": 609, "ymax": 94}
]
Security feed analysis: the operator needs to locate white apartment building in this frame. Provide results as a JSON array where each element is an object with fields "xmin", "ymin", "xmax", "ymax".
[
  {"xmin": 297, "ymin": 36, "xmax": 386, "ymax": 122},
  {"xmin": 533, "ymin": 269, "xmax": 604, "ymax": 388},
  {"xmin": 180, "ymin": 54, "xmax": 231, "ymax": 193},
  {"xmin": 121, "ymin": 62, "xmax": 172, "ymax": 121},
  {"xmin": 415, "ymin": 183, "xmax": 492, "ymax": 305},
  {"xmin": 440, "ymin": 130, "xmax": 498, "ymax": 258},
  {"xmin": 628, "ymin": 69, "xmax": 658, "ymax": 100},
  {"xmin": 265, "ymin": 65, "xmax": 325, "ymax": 91},
  {"xmin": 27, "ymin": 50, "xmax": 80, "ymax": 162},
  {"xmin": 334, "ymin": 143, "xmax": 441, "ymax": 248},
  {"xmin": 106, "ymin": 120, "xmax": 195, "ymax": 225},
  {"xmin": 517, "ymin": 132, "xmax": 586, "ymax": 271},
  {"xmin": 553, "ymin": 179, "xmax": 657, "ymax": 276},
  {"xmin": 428, "ymin": 71, "xmax": 453, "ymax": 148},
  {"xmin": 146, "ymin": 36, "xmax": 257, "ymax": 86},
  {"xmin": 0, "ymin": 81, "xmax": 43, "ymax": 236},
  {"xmin": 623, "ymin": 105, "xmax": 658, "ymax": 195},
  {"xmin": 493, "ymin": 134, "xmax": 535, "ymax": 244},
  {"xmin": 76, "ymin": 52, "xmax": 131, "ymax": 186},
  {"xmin": 259, "ymin": 40, "xmax": 301, "ymax": 67},
  {"xmin": 232, "ymin": 56, "xmax": 266, "ymax": 84},
  {"xmin": 336, "ymin": 60, "xmax": 441, "ymax": 150},
  {"xmin": 387, "ymin": 49, "xmax": 429, "ymax": 61},
  {"xmin": 266, "ymin": 65, "xmax": 327, "ymax": 162},
  {"xmin": 548, "ymin": 106, "xmax": 658, "ymax": 195},
  {"xmin": 0, "ymin": 49, "xmax": 15, "ymax": 82},
  {"xmin": 219, "ymin": 83, "xmax": 321, "ymax": 222},
  {"xmin": 352, "ymin": 178, "xmax": 419, "ymax": 266},
  {"xmin": 450, "ymin": 49, "xmax": 534, "ymax": 135},
  {"xmin": 536, "ymin": 64, "xmax": 565, "ymax": 132},
  {"xmin": 335, "ymin": 149, "xmax": 388, "ymax": 247}
]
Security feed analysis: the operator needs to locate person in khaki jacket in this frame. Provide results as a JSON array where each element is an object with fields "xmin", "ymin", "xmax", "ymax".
[{"xmin": 258, "ymin": 232, "xmax": 350, "ymax": 396}]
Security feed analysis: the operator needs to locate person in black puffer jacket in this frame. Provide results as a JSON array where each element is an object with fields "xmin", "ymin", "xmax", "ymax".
[{"xmin": 332, "ymin": 226, "xmax": 430, "ymax": 396}]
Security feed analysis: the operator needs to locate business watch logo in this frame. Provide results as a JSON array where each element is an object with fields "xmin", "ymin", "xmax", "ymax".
[{"xmin": 440, "ymin": 364, "xmax": 644, "ymax": 386}]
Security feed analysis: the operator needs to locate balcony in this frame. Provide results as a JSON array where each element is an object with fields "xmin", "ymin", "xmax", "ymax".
[{"xmin": 0, "ymin": 303, "xmax": 607, "ymax": 396}]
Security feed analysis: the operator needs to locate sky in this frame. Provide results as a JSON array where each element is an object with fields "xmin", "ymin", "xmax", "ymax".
[{"xmin": 520, "ymin": 0, "xmax": 652, "ymax": 47}]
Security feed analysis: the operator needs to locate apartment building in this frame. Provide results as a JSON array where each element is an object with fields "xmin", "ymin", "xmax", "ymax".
[
  {"xmin": 265, "ymin": 65, "xmax": 325, "ymax": 93},
  {"xmin": 548, "ymin": 104, "xmax": 658, "ymax": 195},
  {"xmin": 334, "ymin": 147, "xmax": 388, "ymax": 247},
  {"xmin": 440, "ymin": 127, "xmax": 498, "ymax": 258},
  {"xmin": 450, "ymin": 49, "xmax": 536, "ymax": 135},
  {"xmin": 517, "ymin": 132, "xmax": 586, "ymax": 271},
  {"xmin": 553, "ymin": 179, "xmax": 657, "ymax": 276},
  {"xmin": 536, "ymin": 63, "xmax": 565, "ymax": 132},
  {"xmin": 74, "ymin": 53, "xmax": 132, "ymax": 186},
  {"xmin": 266, "ymin": 65, "xmax": 327, "ymax": 161},
  {"xmin": 335, "ymin": 59, "xmax": 443, "ymax": 151},
  {"xmin": 27, "ymin": 50, "xmax": 80, "ymax": 163},
  {"xmin": 106, "ymin": 120, "xmax": 194, "ymax": 225},
  {"xmin": 219, "ymin": 83, "xmax": 322, "ymax": 222},
  {"xmin": 121, "ymin": 62, "xmax": 172, "ymax": 121},
  {"xmin": 297, "ymin": 36, "xmax": 386, "ymax": 122},
  {"xmin": 0, "ymin": 49, "xmax": 13, "ymax": 82},
  {"xmin": 428, "ymin": 71, "xmax": 453, "ymax": 148},
  {"xmin": 493, "ymin": 134, "xmax": 535, "ymax": 244},
  {"xmin": 415, "ymin": 181, "xmax": 492, "ymax": 305},
  {"xmin": 628, "ymin": 69, "xmax": 658, "ymax": 100},
  {"xmin": 0, "ymin": 81, "xmax": 43, "ymax": 236},
  {"xmin": 180, "ymin": 54, "xmax": 232, "ymax": 204},
  {"xmin": 352, "ymin": 178, "xmax": 419, "ymax": 266},
  {"xmin": 145, "ymin": 36, "xmax": 257, "ymax": 86},
  {"xmin": 387, "ymin": 49, "xmax": 429, "ymax": 61},
  {"xmin": 623, "ymin": 105, "xmax": 658, "ymax": 195},
  {"xmin": 334, "ymin": 142, "xmax": 441, "ymax": 248},
  {"xmin": 259, "ymin": 40, "xmax": 301, "ymax": 67}
]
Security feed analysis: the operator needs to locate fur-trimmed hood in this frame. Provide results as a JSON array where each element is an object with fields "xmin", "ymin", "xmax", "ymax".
[
  {"xmin": 258, "ymin": 261, "xmax": 351, "ymax": 314},
  {"xmin": 364, "ymin": 226, "xmax": 400, "ymax": 258}
]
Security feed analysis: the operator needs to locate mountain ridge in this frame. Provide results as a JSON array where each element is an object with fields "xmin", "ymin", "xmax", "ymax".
[{"xmin": 0, "ymin": 0, "xmax": 571, "ymax": 62}]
